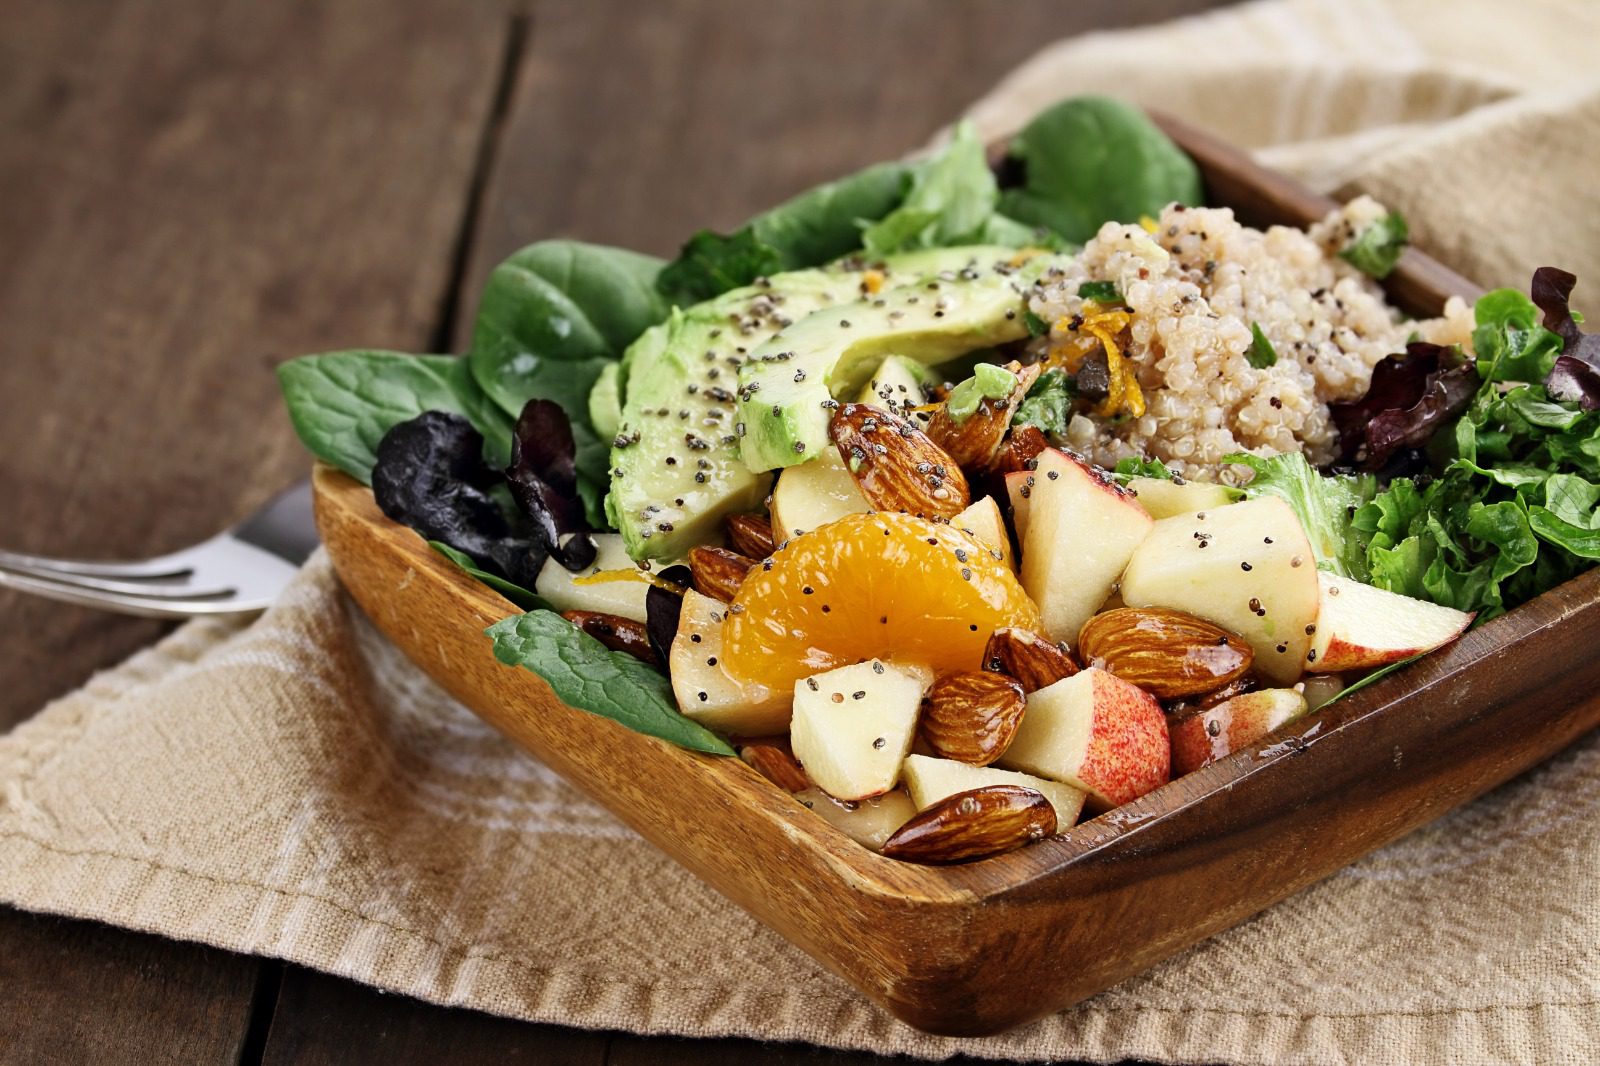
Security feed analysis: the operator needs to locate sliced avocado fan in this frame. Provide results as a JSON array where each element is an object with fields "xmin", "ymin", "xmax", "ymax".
[
  {"xmin": 737, "ymin": 250, "xmax": 1071, "ymax": 472},
  {"xmin": 605, "ymin": 247, "xmax": 1023, "ymax": 561}
]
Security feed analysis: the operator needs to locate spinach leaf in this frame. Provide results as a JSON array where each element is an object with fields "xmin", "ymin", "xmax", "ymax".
[
  {"xmin": 430, "ymin": 541, "xmax": 547, "ymax": 609},
  {"xmin": 997, "ymin": 96, "xmax": 1202, "ymax": 244},
  {"xmin": 862, "ymin": 121, "xmax": 998, "ymax": 255},
  {"xmin": 1472, "ymin": 288, "xmax": 1564, "ymax": 384},
  {"xmin": 467, "ymin": 240, "xmax": 670, "ymax": 521},
  {"xmin": 657, "ymin": 161, "xmax": 912, "ymax": 305},
  {"xmin": 1224, "ymin": 451, "xmax": 1376, "ymax": 580},
  {"xmin": 278, "ymin": 351, "xmax": 512, "ymax": 484},
  {"xmin": 486, "ymin": 610, "xmax": 734, "ymax": 756},
  {"xmin": 1338, "ymin": 211, "xmax": 1408, "ymax": 279},
  {"xmin": 1247, "ymin": 323, "xmax": 1278, "ymax": 369}
]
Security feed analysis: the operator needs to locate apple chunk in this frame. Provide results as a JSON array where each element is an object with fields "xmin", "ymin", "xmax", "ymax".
[
  {"xmin": 1004, "ymin": 469, "xmax": 1033, "ymax": 543},
  {"xmin": 1126, "ymin": 476, "xmax": 1239, "ymax": 520},
  {"xmin": 1310, "ymin": 571, "xmax": 1473, "ymax": 671},
  {"xmin": 671, "ymin": 591, "xmax": 791, "ymax": 736},
  {"xmin": 790, "ymin": 660, "xmax": 931, "ymax": 801},
  {"xmin": 901, "ymin": 753, "xmax": 1087, "ymax": 829},
  {"xmin": 1119, "ymin": 496, "xmax": 1319, "ymax": 684},
  {"xmin": 769, "ymin": 447, "xmax": 870, "ymax": 541},
  {"xmin": 1019, "ymin": 449, "xmax": 1153, "ymax": 646},
  {"xmin": 1169, "ymin": 688, "xmax": 1309, "ymax": 776},
  {"xmin": 534, "ymin": 533, "xmax": 651, "ymax": 623},
  {"xmin": 997, "ymin": 667, "xmax": 1169, "ymax": 809},
  {"xmin": 794, "ymin": 788, "xmax": 917, "ymax": 851},
  {"xmin": 952, "ymin": 495, "xmax": 1012, "ymax": 569}
]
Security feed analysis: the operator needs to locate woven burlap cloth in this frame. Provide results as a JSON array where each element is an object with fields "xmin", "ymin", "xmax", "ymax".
[{"xmin": 5, "ymin": 1, "xmax": 1600, "ymax": 1061}]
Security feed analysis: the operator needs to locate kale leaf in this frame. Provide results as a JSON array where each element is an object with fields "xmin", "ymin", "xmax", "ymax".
[
  {"xmin": 1012, "ymin": 367, "xmax": 1074, "ymax": 436},
  {"xmin": 486, "ymin": 610, "xmax": 734, "ymax": 756}
]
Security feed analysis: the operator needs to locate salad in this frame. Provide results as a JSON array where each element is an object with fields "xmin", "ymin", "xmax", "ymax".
[{"xmin": 280, "ymin": 96, "xmax": 1600, "ymax": 866}]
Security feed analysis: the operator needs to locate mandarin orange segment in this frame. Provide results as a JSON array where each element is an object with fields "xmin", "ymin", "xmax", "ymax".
[{"xmin": 719, "ymin": 511, "xmax": 1042, "ymax": 691}]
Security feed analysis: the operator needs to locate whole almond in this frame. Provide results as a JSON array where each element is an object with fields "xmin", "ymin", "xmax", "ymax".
[
  {"xmin": 740, "ymin": 742, "xmax": 812, "ymax": 792},
  {"xmin": 984, "ymin": 627, "xmax": 1079, "ymax": 692},
  {"xmin": 561, "ymin": 610, "xmax": 659, "ymax": 667},
  {"xmin": 1167, "ymin": 674, "xmax": 1259, "ymax": 721},
  {"xmin": 725, "ymin": 513, "xmax": 777, "ymax": 558},
  {"xmin": 1078, "ymin": 606, "xmax": 1253, "ymax": 700},
  {"xmin": 919, "ymin": 671, "xmax": 1026, "ymax": 766},
  {"xmin": 829, "ymin": 402, "xmax": 971, "ymax": 520},
  {"xmin": 925, "ymin": 362, "xmax": 1041, "ymax": 473},
  {"xmin": 688, "ymin": 545, "xmax": 756, "ymax": 603},
  {"xmin": 881, "ymin": 785, "xmax": 1056, "ymax": 864}
]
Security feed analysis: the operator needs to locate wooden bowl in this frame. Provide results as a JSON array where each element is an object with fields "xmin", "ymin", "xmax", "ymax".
[{"xmin": 312, "ymin": 116, "xmax": 1600, "ymax": 1036}]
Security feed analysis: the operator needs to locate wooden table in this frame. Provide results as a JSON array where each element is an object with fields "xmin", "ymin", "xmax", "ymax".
[{"xmin": 0, "ymin": 2, "xmax": 1233, "ymax": 1060}]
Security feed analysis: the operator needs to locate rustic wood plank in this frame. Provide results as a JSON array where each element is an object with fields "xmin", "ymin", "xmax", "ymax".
[
  {"xmin": 0, "ymin": 909, "xmax": 259, "ymax": 1064},
  {"xmin": 258, "ymin": 968, "xmax": 608, "ymax": 1066},
  {"xmin": 0, "ymin": 1, "xmax": 509, "ymax": 1063},
  {"xmin": 0, "ymin": 0, "xmax": 508, "ymax": 728}
]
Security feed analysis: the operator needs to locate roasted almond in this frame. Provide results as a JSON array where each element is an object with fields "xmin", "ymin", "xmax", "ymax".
[
  {"xmin": 740, "ymin": 742, "xmax": 812, "ymax": 792},
  {"xmin": 1167, "ymin": 674, "xmax": 1259, "ymax": 721},
  {"xmin": 828, "ymin": 402, "xmax": 971, "ymax": 520},
  {"xmin": 688, "ymin": 545, "xmax": 756, "ymax": 603},
  {"xmin": 925, "ymin": 362, "xmax": 1041, "ymax": 473},
  {"xmin": 725, "ymin": 513, "xmax": 777, "ymax": 558},
  {"xmin": 561, "ymin": 610, "xmax": 659, "ymax": 667},
  {"xmin": 1078, "ymin": 606, "xmax": 1253, "ymax": 700},
  {"xmin": 984, "ymin": 627, "xmax": 1079, "ymax": 692},
  {"xmin": 881, "ymin": 785, "xmax": 1056, "ymax": 864},
  {"xmin": 919, "ymin": 671, "xmax": 1026, "ymax": 766},
  {"xmin": 998, "ymin": 424, "xmax": 1051, "ymax": 474}
]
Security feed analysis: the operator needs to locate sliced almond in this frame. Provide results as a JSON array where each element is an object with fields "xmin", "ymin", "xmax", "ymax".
[
  {"xmin": 828, "ymin": 402, "xmax": 971, "ymax": 520},
  {"xmin": 880, "ymin": 784, "xmax": 1056, "ymax": 865},
  {"xmin": 725, "ymin": 513, "xmax": 777, "ymax": 558},
  {"xmin": 688, "ymin": 545, "xmax": 756, "ymax": 603},
  {"xmin": 919, "ymin": 671, "xmax": 1026, "ymax": 766},
  {"xmin": 984, "ymin": 627, "xmax": 1079, "ymax": 692},
  {"xmin": 925, "ymin": 362, "xmax": 1041, "ymax": 473},
  {"xmin": 740, "ymin": 742, "xmax": 812, "ymax": 792},
  {"xmin": 1077, "ymin": 606, "xmax": 1253, "ymax": 700},
  {"xmin": 561, "ymin": 610, "xmax": 659, "ymax": 667}
]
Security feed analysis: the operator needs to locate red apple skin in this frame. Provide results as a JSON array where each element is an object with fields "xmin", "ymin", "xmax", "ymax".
[
  {"xmin": 1170, "ymin": 688, "xmax": 1309, "ymax": 776},
  {"xmin": 1073, "ymin": 670, "xmax": 1170, "ymax": 809}
]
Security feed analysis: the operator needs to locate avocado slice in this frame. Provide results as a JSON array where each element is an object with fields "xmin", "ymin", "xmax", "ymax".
[
  {"xmin": 606, "ymin": 248, "xmax": 1008, "ymax": 561},
  {"xmin": 738, "ymin": 250, "xmax": 1072, "ymax": 472},
  {"xmin": 857, "ymin": 354, "xmax": 938, "ymax": 419}
]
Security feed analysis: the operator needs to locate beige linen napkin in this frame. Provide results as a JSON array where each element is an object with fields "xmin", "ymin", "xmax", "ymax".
[{"xmin": 5, "ymin": 1, "xmax": 1600, "ymax": 1062}]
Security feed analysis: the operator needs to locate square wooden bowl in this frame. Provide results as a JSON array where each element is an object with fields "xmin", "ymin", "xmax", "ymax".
[{"xmin": 311, "ymin": 115, "xmax": 1600, "ymax": 1036}]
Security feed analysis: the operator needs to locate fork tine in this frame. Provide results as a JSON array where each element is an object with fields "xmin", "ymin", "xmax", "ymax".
[
  {"xmin": 0, "ymin": 559, "xmax": 235, "ymax": 600},
  {"xmin": 0, "ymin": 546, "xmax": 193, "ymax": 580},
  {"xmin": 0, "ymin": 567, "xmax": 269, "ymax": 619}
]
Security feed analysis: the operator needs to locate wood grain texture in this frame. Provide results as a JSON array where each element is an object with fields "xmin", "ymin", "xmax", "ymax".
[
  {"xmin": 0, "ymin": 910, "xmax": 258, "ymax": 1064},
  {"xmin": 0, "ymin": 0, "xmax": 507, "ymax": 728},
  {"xmin": 309, "ymin": 124, "xmax": 1600, "ymax": 1035},
  {"xmin": 259, "ymin": 967, "xmax": 608, "ymax": 1066}
]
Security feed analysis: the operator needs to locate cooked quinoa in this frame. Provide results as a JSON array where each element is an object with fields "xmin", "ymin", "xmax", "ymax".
[{"xmin": 1027, "ymin": 197, "xmax": 1474, "ymax": 483}]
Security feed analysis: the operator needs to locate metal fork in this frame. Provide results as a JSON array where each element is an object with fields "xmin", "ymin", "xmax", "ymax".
[{"xmin": 0, "ymin": 481, "xmax": 317, "ymax": 618}]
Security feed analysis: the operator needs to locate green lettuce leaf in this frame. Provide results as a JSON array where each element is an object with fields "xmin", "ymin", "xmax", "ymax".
[
  {"xmin": 1012, "ymin": 368, "xmax": 1074, "ymax": 436},
  {"xmin": 1112, "ymin": 455, "xmax": 1176, "ymax": 482},
  {"xmin": 862, "ymin": 121, "xmax": 999, "ymax": 255},
  {"xmin": 486, "ymin": 611, "xmax": 734, "ymax": 756},
  {"xmin": 1224, "ymin": 451, "xmax": 1376, "ymax": 580},
  {"xmin": 1472, "ymin": 289, "xmax": 1564, "ymax": 384}
]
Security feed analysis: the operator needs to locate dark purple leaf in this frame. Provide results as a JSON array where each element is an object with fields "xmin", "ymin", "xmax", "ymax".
[
  {"xmin": 1331, "ymin": 342, "xmax": 1473, "ymax": 468},
  {"xmin": 372, "ymin": 412, "xmax": 544, "ymax": 588},
  {"xmin": 643, "ymin": 565, "xmax": 693, "ymax": 670},
  {"xmin": 504, "ymin": 398, "xmax": 594, "ymax": 570},
  {"xmin": 1533, "ymin": 267, "xmax": 1600, "ymax": 408}
]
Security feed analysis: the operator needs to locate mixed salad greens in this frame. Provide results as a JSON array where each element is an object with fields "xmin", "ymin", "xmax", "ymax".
[{"xmin": 279, "ymin": 94, "xmax": 1597, "ymax": 843}]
